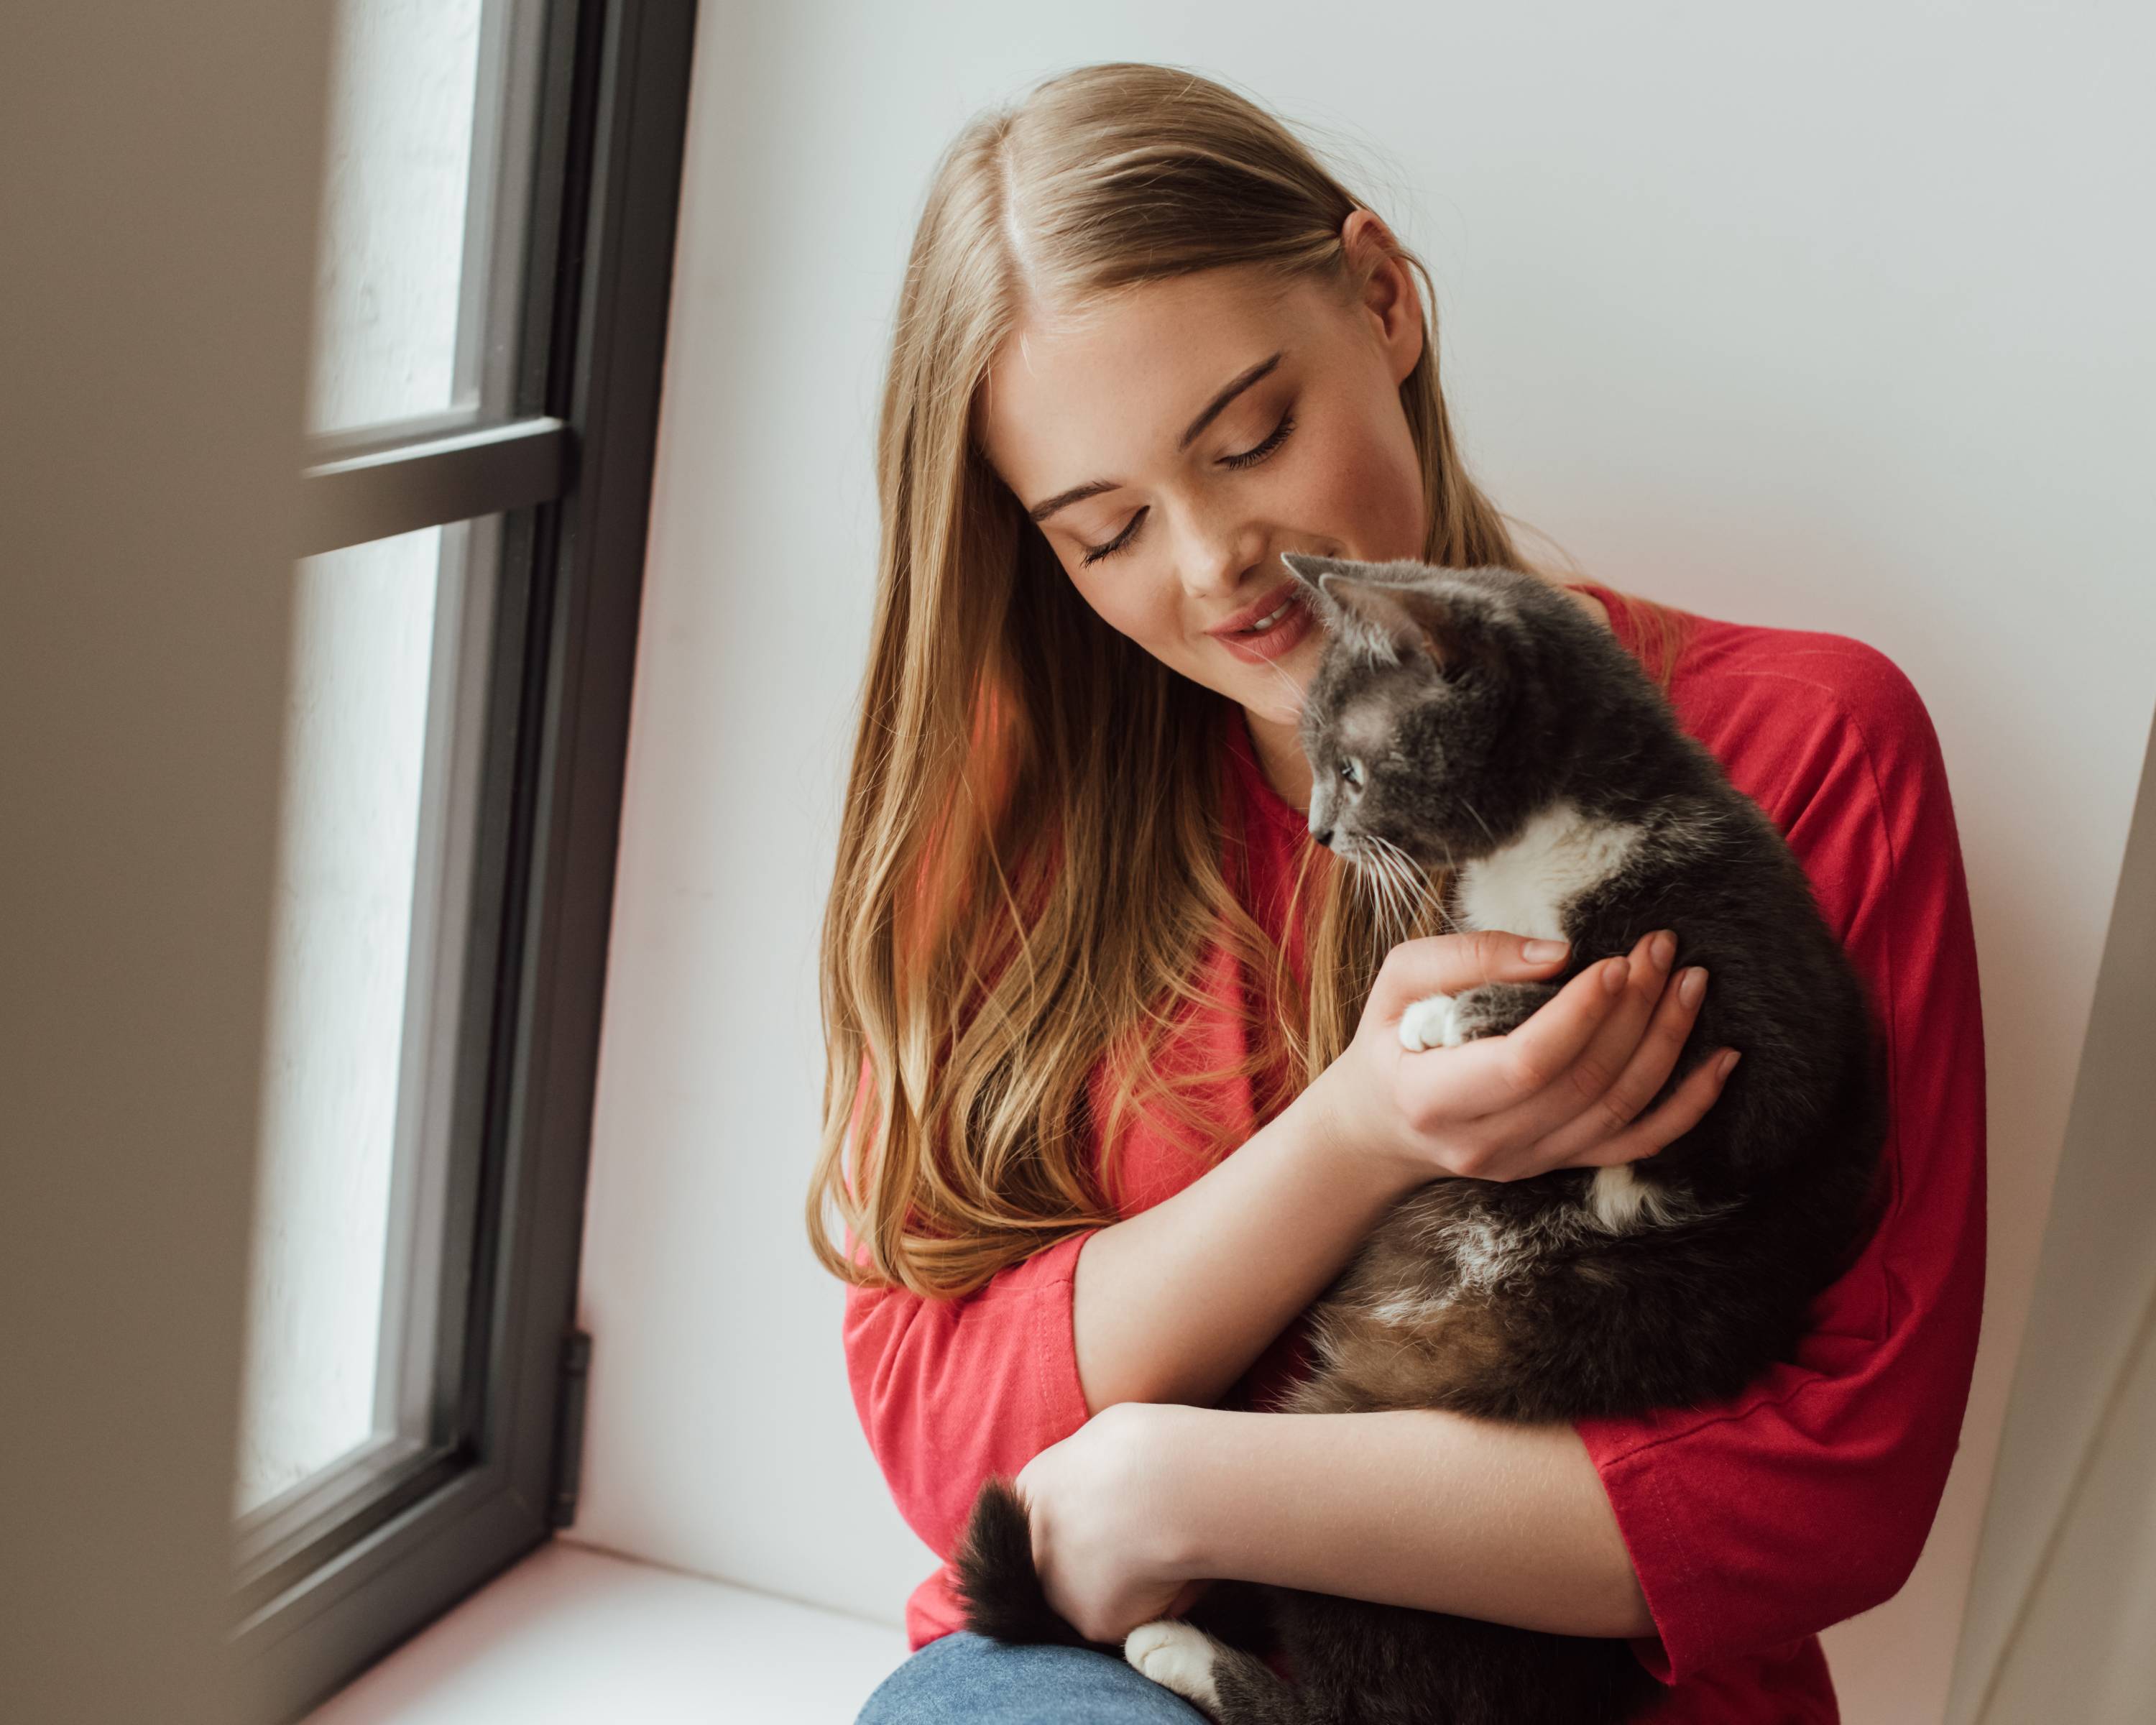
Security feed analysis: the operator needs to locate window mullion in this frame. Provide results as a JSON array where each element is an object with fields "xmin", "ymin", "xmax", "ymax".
[{"xmin": 300, "ymin": 416, "xmax": 570, "ymax": 557}]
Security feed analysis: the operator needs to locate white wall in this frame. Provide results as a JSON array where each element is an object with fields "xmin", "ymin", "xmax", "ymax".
[{"xmin": 568, "ymin": 4, "xmax": 2156, "ymax": 1721}]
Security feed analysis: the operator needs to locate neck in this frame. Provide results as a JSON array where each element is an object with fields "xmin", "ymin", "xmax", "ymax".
[{"xmin": 1244, "ymin": 707, "xmax": 1314, "ymax": 813}]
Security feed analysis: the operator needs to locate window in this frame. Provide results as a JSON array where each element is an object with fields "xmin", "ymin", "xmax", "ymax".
[{"xmin": 229, "ymin": 5, "xmax": 697, "ymax": 1716}]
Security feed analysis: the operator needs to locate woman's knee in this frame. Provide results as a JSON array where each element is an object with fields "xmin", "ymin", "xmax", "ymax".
[{"xmin": 854, "ymin": 1631, "xmax": 1207, "ymax": 1724}]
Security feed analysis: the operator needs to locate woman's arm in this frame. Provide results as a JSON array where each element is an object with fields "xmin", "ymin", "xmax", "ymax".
[
  {"xmin": 1012, "ymin": 1398, "xmax": 1651, "ymax": 1644},
  {"xmin": 842, "ymin": 924, "xmax": 1721, "ymax": 1639},
  {"xmin": 1071, "ymin": 1086, "xmax": 1420, "ymax": 1411},
  {"xmin": 1073, "ymin": 925, "xmax": 1723, "ymax": 1412},
  {"xmin": 1168, "ymin": 1404, "xmax": 1653, "ymax": 1636}
]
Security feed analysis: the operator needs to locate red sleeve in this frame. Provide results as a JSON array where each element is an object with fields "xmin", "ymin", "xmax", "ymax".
[
  {"xmin": 837, "ymin": 1056, "xmax": 1100, "ymax": 1564},
  {"xmin": 843, "ymin": 1233, "xmax": 1097, "ymax": 1559},
  {"xmin": 1577, "ymin": 644, "xmax": 1988, "ymax": 1684}
]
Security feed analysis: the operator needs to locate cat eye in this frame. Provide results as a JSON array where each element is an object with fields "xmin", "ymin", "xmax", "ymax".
[
  {"xmin": 1075, "ymin": 410, "xmax": 1299, "ymax": 567},
  {"xmin": 1339, "ymin": 758, "xmax": 1364, "ymax": 788}
]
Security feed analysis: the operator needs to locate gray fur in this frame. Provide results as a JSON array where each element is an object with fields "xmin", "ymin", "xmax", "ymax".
[
  {"xmin": 959, "ymin": 556, "xmax": 1888, "ymax": 1724},
  {"xmin": 1120, "ymin": 554, "xmax": 1890, "ymax": 1724}
]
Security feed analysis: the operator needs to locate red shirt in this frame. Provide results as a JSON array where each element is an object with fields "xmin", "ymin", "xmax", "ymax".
[{"xmin": 842, "ymin": 581, "xmax": 1986, "ymax": 1721}]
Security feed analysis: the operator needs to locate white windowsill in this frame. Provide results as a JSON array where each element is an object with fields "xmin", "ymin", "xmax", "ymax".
[{"xmin": 304, "ymin": 1541, "xmax": 911, "ymax": 1723}]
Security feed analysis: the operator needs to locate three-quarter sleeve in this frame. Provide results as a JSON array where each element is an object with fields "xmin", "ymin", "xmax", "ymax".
[
  {"xmin": 1577, "ymin": 645, "xmax": 1988, "ymax": 1685},
  {"xmin": 843, "ymin": 1227, "xmax": 1097, "ymax": 1569},
  {"xmin": 835, "ymin": 1050, "xmax": 1101, "ymax": 1643}
]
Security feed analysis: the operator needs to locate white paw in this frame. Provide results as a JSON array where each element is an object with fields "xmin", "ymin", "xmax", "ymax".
[
  {"xmin": 1125, "ymin": 1619, "xmax": 1224, "ymax": 1711},
  {"xmin": 1398, "ymin": 992, "xmax": 1461, "ymax": 1052}
]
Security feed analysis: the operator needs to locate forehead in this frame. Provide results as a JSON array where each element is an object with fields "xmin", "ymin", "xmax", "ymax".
[{"xmin": 977, "ymin": 267, "xmax": 1323, "ymax": 494}]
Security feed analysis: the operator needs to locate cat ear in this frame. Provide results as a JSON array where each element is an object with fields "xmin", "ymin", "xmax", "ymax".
[
  {"xmin": 1326, "ymin": 571, "xmax": 1469, "ymax": 672},
  {"xmin": 1279, "ymin": 551, "xmax": 1353, "ymax": 623},
  {"xmin": 1279, "ymin": 553, "xmax": 1407, "ymax": 664},
  {"xmin": 1280, "ymin": 551, "xmax": 1361, "ymax": 591}
]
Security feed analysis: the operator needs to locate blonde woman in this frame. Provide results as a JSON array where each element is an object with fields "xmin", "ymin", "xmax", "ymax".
[{"xmin": 816, "ymin": 63, "xmax": 1986, "ymax": 1724}]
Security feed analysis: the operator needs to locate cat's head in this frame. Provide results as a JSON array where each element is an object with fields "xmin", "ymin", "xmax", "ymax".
[{"xmin": 1283, "ymin": 553, "xmax": 1603, "ymax": 870}]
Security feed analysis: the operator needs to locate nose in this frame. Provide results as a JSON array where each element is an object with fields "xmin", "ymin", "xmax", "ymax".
[
  {"xmin": 1310, "ymin": 824, "xmax": 1334, "ymax": 849},
  {"xmin": 1172, "ymin": 496, "xmax": 1267, "ymax": 601}
]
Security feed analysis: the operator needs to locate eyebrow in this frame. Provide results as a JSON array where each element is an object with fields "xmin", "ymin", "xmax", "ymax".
[{"xmin": 1023, "ymin": 349, "xmax": 1286, "ymax": 526}]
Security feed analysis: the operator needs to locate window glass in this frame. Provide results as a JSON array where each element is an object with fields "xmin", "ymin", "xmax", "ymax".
[
  {"xmin": 236, "ymin": 518, "xmax": 501, "ymax": 1516},
  {"xmin": 308, "ymin": 0, "xmax": 537, "ymax": 437}
]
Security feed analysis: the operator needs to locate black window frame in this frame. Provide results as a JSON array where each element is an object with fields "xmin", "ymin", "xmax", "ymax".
[{"xmin": 230, "ymin": 5, "xmax": 698, "ymax": 1716}]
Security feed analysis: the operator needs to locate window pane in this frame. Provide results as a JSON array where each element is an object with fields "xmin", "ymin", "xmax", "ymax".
[
  {"xmin": 236, "ymin": 518, "xmax": 503, "ymax": 1517},
  {"xmin": 308, "ymin": 0, "xmax": 542, "ymax": 437}
]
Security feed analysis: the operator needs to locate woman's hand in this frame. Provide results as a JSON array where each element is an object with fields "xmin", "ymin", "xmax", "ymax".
[
  {"xmin": 1011, "ymin": 1402, "xmax": 1208, "ymax": 1645},
  {"xmin": 1306, "ymin": 927, "xmax": 1738, "ymax": 1184}
]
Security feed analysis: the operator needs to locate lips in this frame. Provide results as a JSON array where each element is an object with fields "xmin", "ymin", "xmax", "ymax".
[
  {"xmin": 1206, "ymin": 580, "xmax": 1303, "ymax": 638},
  {"xmin": 1238, "ymin": 592, "xmax": 1299, "ymax": 635},
  {"xmin": 1211, "ymin": 584, "xmax": 1317, "ymax": 665}
]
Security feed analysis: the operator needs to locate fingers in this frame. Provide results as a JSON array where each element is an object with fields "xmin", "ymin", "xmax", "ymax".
[
  {"xmin": 1415, "ymin": 954, "xmax": 1633, "ymax": 1118},
  {"xmin": 1570, "ymin": 1044, "xmax": 1742, "ymax": 1169},
  {"xmin": 1525, "ymin": 937, "xmax": 1708, "ymax": 1166},
  {"xmin": 1593, "ymin": 961, "xmax": 1714, "ymax": 1138},
  {"xmin": 1368, "ymin": 929, "xmax": 1574, "ymax": 1022},
  {"xmin": 1475, "ymin": 930, "xmax": 1676, "ymax": 1144},
  {"xmin": 1399, "ymin": 929, "xmax": 1736, "ymax": 1180}
]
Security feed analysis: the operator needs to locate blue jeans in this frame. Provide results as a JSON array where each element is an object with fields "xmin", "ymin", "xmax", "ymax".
[{"xmin": 855, "ymin": 1630, "xmax": 1209, "ymax": 1723}]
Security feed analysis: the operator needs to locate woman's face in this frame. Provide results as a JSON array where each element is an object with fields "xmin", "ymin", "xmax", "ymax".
[{"xmin": 976, "ymin": 218, "xmax": 1429, "ymax": 737}]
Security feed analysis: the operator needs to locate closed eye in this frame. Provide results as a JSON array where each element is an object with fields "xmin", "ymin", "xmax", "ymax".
[
  {"xmin": 1220, "ymin": 410, "xmax": 1296, "ymax": 472},
  {"xmin": 1079, "ymin": 508, "xmax": 1146, "ymax": 569},
  {"xmin": 1078, "ymin": 411, "xmax": 1299, "ymax": 567}
]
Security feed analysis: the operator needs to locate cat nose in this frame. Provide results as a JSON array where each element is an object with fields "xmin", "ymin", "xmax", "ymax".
[{"xmin": 1311, "ymin": 825, "xmax": 1334, "ymax": 849}]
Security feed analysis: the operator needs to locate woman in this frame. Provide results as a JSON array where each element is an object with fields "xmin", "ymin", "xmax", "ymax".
[{"xmin": 814, "ymin": 63, "xmax": 1986, "ymax": 1724}]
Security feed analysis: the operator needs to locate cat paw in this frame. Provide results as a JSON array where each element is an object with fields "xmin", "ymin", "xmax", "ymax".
[
  {"xmin": 1125, "ymin": 1619, "xmax": 1224, "ymax": 1711},
  {"xmin": 1399, "ymin": 992, "xmax": 1462, "ymax": 1052},
  {"xmin": 1449, "ymin": 979, "xmax": 1560, "ymax": 1043}
]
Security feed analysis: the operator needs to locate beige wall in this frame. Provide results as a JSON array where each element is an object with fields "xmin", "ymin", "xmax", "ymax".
[
  {"xmin": 0, "ymin": 7, "xmax": 328, "ymax": 1723},
  {"xmin": 1950, "ymin": 707, "xmax": 2156, "ymax": 1724}
]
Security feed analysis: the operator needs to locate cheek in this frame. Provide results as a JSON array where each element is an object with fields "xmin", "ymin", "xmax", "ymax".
[
  {"xmin": 1066, "ymin": 564, "xmax": 1181, "ymax": 654},
  {"xmin": 1299, "ymin": 397, "xmax": 1424, "ymax": 559}
]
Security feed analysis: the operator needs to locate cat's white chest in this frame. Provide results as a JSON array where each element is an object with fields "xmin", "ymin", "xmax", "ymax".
[{"xmin": 1452, "ymin": 802, "xmax": 1643, "ymax": 942}]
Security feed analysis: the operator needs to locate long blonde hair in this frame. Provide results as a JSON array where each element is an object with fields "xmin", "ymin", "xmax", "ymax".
[{"xmin": 807, "ymin": 63, "xmax": 1692, "ymax": 1299}]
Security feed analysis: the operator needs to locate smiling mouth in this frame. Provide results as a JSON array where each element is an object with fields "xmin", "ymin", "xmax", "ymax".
[{"xmin": 1239, "ymin": 594, "xmax": 1297, "ymax": 635}]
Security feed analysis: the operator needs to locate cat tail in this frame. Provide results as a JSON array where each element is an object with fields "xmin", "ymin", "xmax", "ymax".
[{"xmin": 953, "ymin": 1476, "xmax": 1107, "ymax": 1651}]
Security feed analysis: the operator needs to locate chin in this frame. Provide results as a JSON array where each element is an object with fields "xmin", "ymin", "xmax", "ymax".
[{"xmin": 1238, "ymin": 658, "xmax": 1319, "ymax": 725}]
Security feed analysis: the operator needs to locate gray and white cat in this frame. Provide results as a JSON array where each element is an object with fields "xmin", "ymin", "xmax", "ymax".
[{"xmin": 956, "ymin": 556, "xmax": 1887, "ymax": 1725}]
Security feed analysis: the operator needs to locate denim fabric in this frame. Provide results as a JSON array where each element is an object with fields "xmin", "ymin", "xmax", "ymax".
[{"xmin": 854, "ymin": 1630, "xmax": 1208, "ymax": 1724}]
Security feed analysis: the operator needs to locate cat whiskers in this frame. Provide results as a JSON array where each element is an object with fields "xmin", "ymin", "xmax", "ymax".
[
  {"xmin": 1348, "ymin": 830, "xmax": 1450, "ymax": 943},
  {"xmin": 1457, "ymin": 796, "xmax": 1499, "ymax": 852},
  {"xmin": 1370, "ymin": 831, "xmax": 1454, "ymax": 935},
  {"xmin": 1373, "ymin": 858, "xmax": 1414, "ymax": 944},
  {"xmin": 1340, "ymin": 837, "xmax": 1404, "ymax": 939}
]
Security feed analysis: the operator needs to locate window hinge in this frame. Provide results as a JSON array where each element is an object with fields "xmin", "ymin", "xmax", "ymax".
[{"xmin": 549, "ymin": 1329, "xmax": 592, "ymax": 1529}]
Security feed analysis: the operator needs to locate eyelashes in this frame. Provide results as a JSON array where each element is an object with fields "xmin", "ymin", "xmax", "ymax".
[
  {"xmin": 1078, "ymin": 513, "xmax": 1145, "ymax": 569},
  {"xmin": 1077, "ymin": 411, "xmax": 1299, "ymax": 568},
  {"xmin": 1221, "ymin": 410, "xmax": 1297, "ymax": 472}
]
